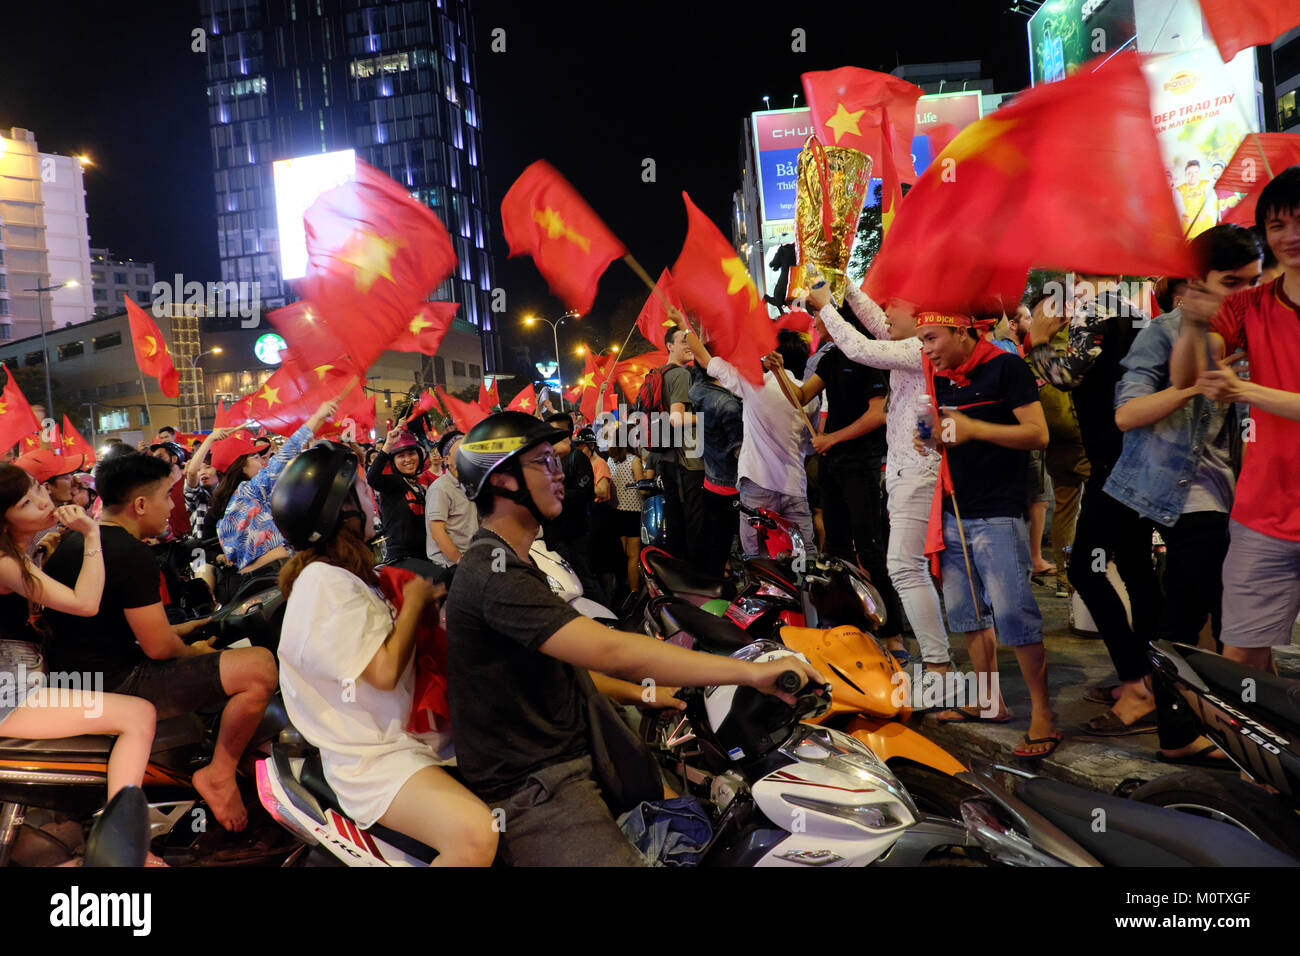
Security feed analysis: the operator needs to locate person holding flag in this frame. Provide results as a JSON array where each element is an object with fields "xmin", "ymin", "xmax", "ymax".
[{"xmin": 913, "ymin": 310, "xmax": 1060, "ymax": 760}]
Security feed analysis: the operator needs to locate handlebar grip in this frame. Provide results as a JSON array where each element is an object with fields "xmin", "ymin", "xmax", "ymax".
[{"xmin": 776, "ymin": 670, "xmax": 803, "ymax": 694}]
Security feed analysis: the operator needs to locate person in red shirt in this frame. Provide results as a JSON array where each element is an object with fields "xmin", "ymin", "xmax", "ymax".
[{"xmin": 1171, "ymin": 166, "xmax": 1300, "ymax": 671}]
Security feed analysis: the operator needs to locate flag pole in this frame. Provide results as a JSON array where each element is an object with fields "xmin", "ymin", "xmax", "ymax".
[
  {"xmin": 137, "ymin": 373, "xmax": 154, "ymax": 432},
  {"xmin": 939, "ymin": 444, "xmax": 983, "ymax": 618}
]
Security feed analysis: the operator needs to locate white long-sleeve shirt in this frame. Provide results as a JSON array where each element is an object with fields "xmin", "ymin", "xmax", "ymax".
[
  {"xmin": 816, "ymin": 288, "xmax": 940, "ymax": 472},
  {"xmin": 707, "ymin": 356, "xmax": 811, "ymax": 498}
]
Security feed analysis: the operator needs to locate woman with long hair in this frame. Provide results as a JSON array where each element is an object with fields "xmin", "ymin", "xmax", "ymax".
[
  {"xmin": 272, "ymin": 443, "xmax": 496, "ymax": 866},
  {"xmin": 0, "ymin": 464, "xmax": 156, "ymax": 805}
]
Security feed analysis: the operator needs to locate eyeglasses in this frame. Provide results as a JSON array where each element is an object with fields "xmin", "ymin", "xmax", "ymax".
[{"xmin": 521, "ymin": 452, "xmax": 563, "ymax": 475}]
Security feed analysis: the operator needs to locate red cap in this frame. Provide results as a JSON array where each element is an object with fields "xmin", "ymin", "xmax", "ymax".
[
  {"xmin": 14, "ymin": 449, "xmax": 86, "ymax": 484},
  {"xmin": 211, "ymin": 432, "xmax": 259, "ymax": 473}
]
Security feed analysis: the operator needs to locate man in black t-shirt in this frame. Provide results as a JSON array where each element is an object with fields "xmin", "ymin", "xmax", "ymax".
[
  {"xmin": 914, "ymin": 311, "xmax": 1060, "ymax": 761},
  {"xmin": 43, "ymin": 453, "xmax": 278, "ymax": 832},
  {"xmin": 446, "ymin": 412, "xmax": 822, "ymax": 866}
]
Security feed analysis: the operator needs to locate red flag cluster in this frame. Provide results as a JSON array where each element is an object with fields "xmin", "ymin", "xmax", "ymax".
[
  {"xmin": 1215, "ymin": 133, "xmax": 1300, "ymax": 229},
  {"xmin": 864, "ymin": 52, "xmax": 1196, "ymax": 313},
  {"xmin": 0, "ymin": 371, "xmax": 41, "ymax": 455}
]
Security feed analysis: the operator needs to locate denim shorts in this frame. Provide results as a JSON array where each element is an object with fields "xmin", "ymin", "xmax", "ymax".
[
  {"xmin": 112, "ymin": 652, "xmax": 227, "ymax": 720},
  {"xmin": 939, "ymin": 513, "xmax": 1043, "ymax": 646}
]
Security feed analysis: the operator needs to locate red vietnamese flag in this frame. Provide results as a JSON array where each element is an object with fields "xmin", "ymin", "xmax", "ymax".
[
  {"xmin": 435, "ymin": 386, "xmax": 490, "ymax": 434},
  {"xmin": 124, "ymin": 297, "xmax": 179, "ymax": 397},
  {"xmin": 507, "ymin": 383, "xmax": 538, "ymax": 413},
  {"xmin": 800, "ymin": 67, "xmax": 924, "ymax": 185},
  {"xmin": 409, "ymin": 389, "xmax": 441, "ymax": 420},
  {"xmin": 613, "ymin": 349, "xmax": 669, "ymax": 402},
  {"xmin": 1200, "ymin": 0, "xmax": 1300, "ymax": 63},
  {"xmin": 670, "ymin": 193, "xmax": 776, "ymax": 386},
  {"xmin": 580, "ymin": 351, "xmax": 620, "ymax": 423},
  {"xmin": 20, "ymin": 432, "xmax": 42, "ymax": 453},
  {"xmin": 1215, "ymin": 134, "xmax": 1300, "ymax": 228},
  {"xmin": 61, "ymin": 415, "xmax": 95, "ymax": 466},
  {"xmin": 635, "ymin": 269, "xmax": 685, "ymax": 351},
  {"xmin": 478, "ymin": 377, "xmax": 501, "ymax": 409},
  {"xmin": 319, "ymin": 383, "xmax": 376, "ymax": 442},
  {"xmin": 865, "ymin": 52, "xmax": 1195, "ymax": 313},
  {"xmin": 501, "ymin": 161, "xmax": 627, "ymax": 316},
  {"xmin": 388, "ymin": 302, "xmax": 459, "ymax": 355},
  {"xmin": 0, "ymin": 372, "xmax": 41, "ymax": 454},
  {"xmin": 228, "ymin": 353, "xmax": 351, "ymax": 436},
  {"xmin": 290, "ymin": 160, "xmax": 457, "ymax": 375}
]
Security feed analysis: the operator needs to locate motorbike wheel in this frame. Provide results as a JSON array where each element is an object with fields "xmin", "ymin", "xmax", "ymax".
[
  {"xmin": 1128, "ymin": 771, "xmax": 1300, "ymax": 856},
  {"xmin": 917, "ymin": 848, "xmax": 991, "ymax": 867}
]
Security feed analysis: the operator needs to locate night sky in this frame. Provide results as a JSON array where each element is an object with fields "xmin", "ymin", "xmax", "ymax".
[{"xmin": 0, "ymin": 1, "xmax": 1030, "ymax": 362}]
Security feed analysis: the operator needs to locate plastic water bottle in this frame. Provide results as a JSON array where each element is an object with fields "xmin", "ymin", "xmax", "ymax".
[{"xmin": 916, "ymin": 393, "xmax": 937, "ymax": 445}]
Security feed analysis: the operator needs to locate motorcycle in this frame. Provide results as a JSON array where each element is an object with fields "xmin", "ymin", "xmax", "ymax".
[
  {"xmin": 0, "ymin": 577, "xmax": 295, "ymax": 867},
  {"xmin": 644, "ymin": 639, "xmax": 977, "ymax": 866},
  {"xmin": 956, "ymin": 759, "xmax": 1297, "ymax": 866},
  {"xmin": 530, "ymin": 533, "xmax": 619, "ymax": 624},
  {"xmin": 1118, "ymin": 640, "xmax": 1300, "ymax": 855},
  {"xmin": 637, "ymin": 501, "xmax": 886, "ymax": 646}
]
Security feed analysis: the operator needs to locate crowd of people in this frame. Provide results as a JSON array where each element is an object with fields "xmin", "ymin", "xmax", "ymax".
[{"xmin": 0, "ymin": 166, "xmax": 1298, "ymax": 865}]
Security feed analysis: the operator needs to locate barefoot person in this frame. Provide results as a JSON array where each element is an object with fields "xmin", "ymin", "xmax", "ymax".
[{"xmin": 41, "ymin": 452, "xmax": 278, "ymax": 831}]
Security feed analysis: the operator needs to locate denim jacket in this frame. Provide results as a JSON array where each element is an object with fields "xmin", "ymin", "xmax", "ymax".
[
  {"xmin": 688, "ymin": 368, "xmax": 743, "ymax": 489},
  {"xmin": 1103, "ymin": 310, "xmax": 1241, "ymax": 527}
]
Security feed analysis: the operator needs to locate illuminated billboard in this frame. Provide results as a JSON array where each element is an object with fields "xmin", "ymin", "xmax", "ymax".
[
  {"xmin": 752, "ymin": 108, "xmax": 815, "ymax": 224},
  {"xmin": 272, "ymin": 149, "xmax": 357, "ymax": 280},
  {"xmin": 911, "ymin": 91, "xmax": 983, "ymax": 174},
  {"xmin": 1027, "ymin": 0, "xmax": 1137, "ymax": 86}
]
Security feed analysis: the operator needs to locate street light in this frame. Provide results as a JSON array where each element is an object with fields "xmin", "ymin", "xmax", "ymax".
[
  {"xmin": 20, "ymin": 279, "xmax": 79, "ymax": 417},
  {"xmin": 522, "ymin": 309, "xmax": 580, "ymax": 410},
  {"xmin": 188, "ymin": 348, "xmax": 223, "ymax": 428}
]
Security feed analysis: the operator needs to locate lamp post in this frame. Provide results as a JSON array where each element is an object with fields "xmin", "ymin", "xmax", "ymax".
[
  {"xmin": 523, "ymin": 309, "xmax": 579, "ymax": 410},
  {"xmin": 188, "ymin": 347, "xmax": 223, "ymax": 429},
  {"xmin": 20, "ymin": 279, "xmax": 79, "ymax": 418}
]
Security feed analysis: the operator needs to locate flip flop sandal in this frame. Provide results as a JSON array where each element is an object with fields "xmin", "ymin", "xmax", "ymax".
[
  {"xmin": 1083, "ymin": 681, "xmax": 1121, "ymax": 704},
  {"xmin": 935, "ymin": 707, "xmax": 1012, "ymax": 724},
  {"xmin": 1156, "ymin": 744, "xmax": 1231, "ymax": 770},
  {"xmin": 1014, "ymin": 732, "xmax": 1064, "ymax": 760},
  {"xmin": 1080, "ymin": 710, "xmax": 1157, "ymax": 736}
]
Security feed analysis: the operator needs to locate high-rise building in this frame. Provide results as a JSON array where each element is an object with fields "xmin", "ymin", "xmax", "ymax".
[
  {"xmin": 90, "ymin": 248, "xmax": 156, "ymax": 316},
  {"xmin": 0, "ymin": 128, "xmax": 94, "ymax": 340},
  {"xmin": 199, "ymin": 0, "xmax": 497, "ymax": 371}
]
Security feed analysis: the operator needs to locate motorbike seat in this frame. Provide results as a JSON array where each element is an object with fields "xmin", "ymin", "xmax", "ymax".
[
  {"xmin": 654, "ymin": 599, "xmax": 753, "ymax": 655},
  {"xmin": 1017, "ymin": 777, "xmax": 1298, "ymax": 867},
  {"xmin": 298, "ymin": 751, "xmax": 435, "ymax": 864},
  {"xmin": 644, "ymin": 551, "xmax": 734, "ymax": 600},
  {"xmin": 747, "ymin": 557, "xmax": 798, "ymax": 593},
  {"xmin": 1180, "ymin": 647, "xmax": 1300, "ymax": 737},
  {"xmin": 0, "ymin": 713, "xmax": 205, "ymax": 757}
]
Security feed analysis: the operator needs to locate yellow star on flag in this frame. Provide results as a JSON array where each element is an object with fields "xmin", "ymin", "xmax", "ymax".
[
  {"xmin": 313, "ymin": 364, "xmax": 335, "ymax": 381},
  {"xmin": 934, "ymin": 115, "xmax": 1026, "ymax": 177},
  {"xmin": 0, "ymin": 402, "xmax": 7, "ymax": 416},
  {"xmin": 409, "ymin": 314, "xmax": 433, "ymax": 335},
  {"xmin": 336, "ymin": 230, "xmax": 399, "ymax": 293},
  {"xmin": 721, "ymin": 257, "xmax": 758, "ymax": 310},
  {"xmin": 824, "ymin": 102, "xmax": 866, "ymax": 144},
  {"xmin": 577, "ymin": 372, "xmax": 596, "ymax": 390},
  {"xmin": 533, "ymin": 208, "xmax": 591, "ymax": 252},
  {"xmin": 64, "ymin": 435, "xmax": 75, "ymax": 447},
  {"xmin": 142, "ymin": 335, "xmax": 158, "ymax": 358},
  {"xmin": 520, "ymin": 395, "xmax": 534, "ymax": 409},
  {"xmin": 257, "ymin": 384, "xmax": 282, "ymax": 408}
]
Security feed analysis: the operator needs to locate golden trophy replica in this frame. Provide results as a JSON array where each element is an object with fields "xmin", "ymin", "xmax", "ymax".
[{"xmin": 793, "ymin": 135, "xmax": 873, "ymax": 306}]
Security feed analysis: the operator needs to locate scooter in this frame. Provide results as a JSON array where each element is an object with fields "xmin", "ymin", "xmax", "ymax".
[
  {"xmin": 0, "ymin": 581, "xmax": 294, "ymax": 867},
  {"xmin": 955, "ymin": 759, "xmax": 1297, "ymax": 866},
  {"xmin": 646, "ymin": 639, "xmax": 977, "ymax": 866},
  {"xmin": 1118, "ymin": 640, "xmax": 1300, "ymax": 855}
]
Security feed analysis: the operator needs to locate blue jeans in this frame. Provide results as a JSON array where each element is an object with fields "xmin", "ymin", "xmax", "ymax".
[{"xmin": 939, "ymin": 513, "xmax": 1043, "ymax": 647}]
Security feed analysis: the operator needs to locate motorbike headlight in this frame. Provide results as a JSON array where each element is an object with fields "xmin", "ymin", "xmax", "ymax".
[
  {"xmin": 779, "ymin": 725, "xmax": 917, "ymax": 820},
  {"xmin": 849, "ymin": 574, "xmax": 888, "ymax": 631}
]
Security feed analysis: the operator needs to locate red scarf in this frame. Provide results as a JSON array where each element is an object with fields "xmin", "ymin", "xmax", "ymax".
[
  {"xmin": 921, "ymin": 337, "xmax": 1005, "ymax": 578},
  {"xmin": 377, "ymin": 566, "xmax": 450, "ymax": 736}
]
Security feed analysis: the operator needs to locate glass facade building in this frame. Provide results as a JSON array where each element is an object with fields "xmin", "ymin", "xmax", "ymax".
[{"xmin": 199, "ymin": 0, "xmax": 497, "ymax": 368}]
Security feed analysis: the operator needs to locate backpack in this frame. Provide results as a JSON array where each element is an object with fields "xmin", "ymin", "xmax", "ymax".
[{"xmin": 631, "ymin": 363, "xmax": 678, "ymax": 452}]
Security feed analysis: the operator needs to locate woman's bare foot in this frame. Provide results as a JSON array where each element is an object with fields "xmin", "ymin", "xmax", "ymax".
[
  {"xmin": 1111, "ymin": 683, "xmax": 1155, "ymax": 725},
  {"xmin": 192, "ymin": 765, "xmax": 248, "ymax": 832}
]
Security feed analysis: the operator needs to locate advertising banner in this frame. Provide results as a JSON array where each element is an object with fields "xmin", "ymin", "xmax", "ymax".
[
  {"xmin": 1142, "ymin": 47, "xmax": 1261, "ymax": 238},
  {"xmin": 752, "ymin": 108, "xmax": 815, "ymax": 224},
  {"xmin": 1028, "ymin": 0, "xmax": 1137, "ymax": 87}
]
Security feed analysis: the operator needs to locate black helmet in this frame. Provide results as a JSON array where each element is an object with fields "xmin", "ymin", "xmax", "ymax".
[
  {"xmin": 149, "ymin": 440, "xmax": 188, "ymax": 464},
  {"xmin": 271, "ymin": 441, "xmax": 359, "ymax": 550},
  {"xmin": 572, "ymin": 426, "xmax": 597, "ymax": 446},
  {"xmin": 456, "ymin": 411, "xmax": 568, "ymax": 514}
]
